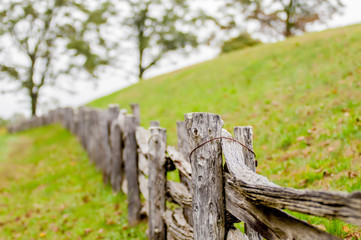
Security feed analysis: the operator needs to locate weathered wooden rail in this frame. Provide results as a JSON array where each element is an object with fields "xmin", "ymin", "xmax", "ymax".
[{"xmin": 8, "ymin": 105, "xmax": 361, "ymax": 240}]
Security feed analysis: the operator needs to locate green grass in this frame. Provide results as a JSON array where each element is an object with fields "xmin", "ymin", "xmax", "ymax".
[
  {"xmin": 89, "ymin": 24, "xmax": 361, "ymax": 237},
  {"xmin": 0, "ymin": 126, "xmax": 147, "ymax": 240}
]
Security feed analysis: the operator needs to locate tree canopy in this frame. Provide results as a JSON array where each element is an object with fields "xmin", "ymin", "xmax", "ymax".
[
  {"xmin": 122, "ymin": 0, "xmax": 211, "ymax": 80},
  {"xmin": 0, "ymin": 0, "xmax": 113, "ymax": 116},
  {"xmin": 225, "ymin": 0, "xmax": 344, "ymax": 38}
]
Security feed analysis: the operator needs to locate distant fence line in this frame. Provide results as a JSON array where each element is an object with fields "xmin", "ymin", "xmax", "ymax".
[{"xmin": 8, "ymin": 105, "xmax": 361, "ymax": 240}]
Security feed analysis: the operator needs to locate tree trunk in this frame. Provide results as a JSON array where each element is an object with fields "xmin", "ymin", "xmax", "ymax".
[
  {"xmin": 31, "ymin": 92, "xmax": 38, "ymax": 116},
  {"xmin": 284, "ymin": 0, "xmax": 294, "ymax": 37}
]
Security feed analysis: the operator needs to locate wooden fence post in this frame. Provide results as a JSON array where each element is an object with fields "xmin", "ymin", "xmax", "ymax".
[
  {"xmin": 185, "ymin": 112, "xmax": 225, "ymax": 240},
  {"xmin": 124, "ymin": 114, "xmax": 141, "ymax": 226},
  {"xmin": 131, "ymin": 103, "xmax": 140, "ymax": 126},
  {"xmin": 148, "ymin": 127, "xmax": 167, "ymax": 240},
  {"xmin": 110, "ymin": 110, "xmax": 127, "ymax": 192},
  {"xmin": 103, "ymin": 105, "xmax": 120, "ymax": 185},
  {"xmin": 234, "ymin": 126, "xmax": 262, "ymax": 240},
  {"xmin": 150, "ymin": 120, "xmax": 160, "ymax": 127},
  {"xmin": 176, "ymin": 121, "xmax": 193, "ymax": 227}
]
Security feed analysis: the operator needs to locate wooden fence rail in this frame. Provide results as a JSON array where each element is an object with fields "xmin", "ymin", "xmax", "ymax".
[{"xmin": 8, "ymin": 105, "xmax": 361, "ymax": 240}]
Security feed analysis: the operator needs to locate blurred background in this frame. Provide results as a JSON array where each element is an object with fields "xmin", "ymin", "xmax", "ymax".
[{"xmin": 1, "ymin": 0, "xmax": 360, "ymax": 121}]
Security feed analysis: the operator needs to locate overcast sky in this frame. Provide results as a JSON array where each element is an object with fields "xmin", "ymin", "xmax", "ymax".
[{"xmin": 1, "ymin": 0, "xmax": 361, "ymax": 119}]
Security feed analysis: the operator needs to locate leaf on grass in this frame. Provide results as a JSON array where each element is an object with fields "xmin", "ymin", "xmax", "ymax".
[
  {"xmin": 39, "ymin": 232, "xmax": 46, "ymax": 238},
  {"xmin": 343, "ymin": 225, "xmax": 350, "ymax": 233},
  {"xmin": 82, "ymin": 195, "xmax": 90, "ymax": 203},
  {"xmin": 348, "ymin": 171, "xmax": 358, "ymax": 178},
  {"xmin": 84, "ymin": 228, "xmax": 92, "ymax": 235}
]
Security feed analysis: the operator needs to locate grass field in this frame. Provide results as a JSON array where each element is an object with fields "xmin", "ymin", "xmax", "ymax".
[
  {"xmin": 89, "ymin": 24, "xmax": 361, "ymax": 238},
  {"xmin": 0, "ymin": 126, "xmax": 147, "ymax": 240}
]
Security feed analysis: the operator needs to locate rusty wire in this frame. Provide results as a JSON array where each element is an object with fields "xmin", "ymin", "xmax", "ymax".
[{"xmin": 189, "ymin": 136, "xmax": 257, "ymax": 163}]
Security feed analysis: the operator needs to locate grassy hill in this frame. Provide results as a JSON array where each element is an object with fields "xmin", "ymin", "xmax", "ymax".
[
  {"xmin": 0, "ymin": 126, "xmax": 147, "ymax": 239},
  {"xmin": 90, "ymin": 24, "xmax": 361, "ymax": 190},
  {"xmin": 89, "ymin": 24, "xmax": 361, "ymax": 237}
]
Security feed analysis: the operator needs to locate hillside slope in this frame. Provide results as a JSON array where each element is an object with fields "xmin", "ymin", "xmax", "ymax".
[
  {"xmin": 90, "ymin": 23, "xmax": 361, "ymax": 188},
  {"xmin": 89, "ymin": 25, "xmax": 361, "ymax": 237}
]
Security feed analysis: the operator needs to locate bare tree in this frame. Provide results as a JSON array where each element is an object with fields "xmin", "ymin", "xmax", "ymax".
[
  {"xmin": 225, "ymin": 0, "xmax": 344, "ymax": 38},
  {"xmin": 0, "ymin": 0, "xmax": 114, "ymax": 116}
]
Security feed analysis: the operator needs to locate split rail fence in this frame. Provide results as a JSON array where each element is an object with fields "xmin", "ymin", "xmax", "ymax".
[{"xmin": 8, "ymin": 104, "xmax": 361, "ymax": 240}]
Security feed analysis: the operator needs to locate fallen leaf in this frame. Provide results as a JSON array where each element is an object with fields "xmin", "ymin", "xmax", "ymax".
[
  {"xmin": 84, "ymin": 228, "xmax": 92, "ymax": 235},
  {"xmin": 82, "ymin": 195, "xmax": 90, "ymax": 203},
  {"xmin": 297, "ymin": 136, "xmax": 306, "ymax": 141},
  {"xmin": 39, "ymin": 232, "xmax": 46, "ymax": 238},
  {"xmin": 114, "ymin": 203, "xmax": 119, "ymax": 211},
  {"xmin": 343, "ymin": 225, "xmax": 350, "ymax": 233},
  {"xmin": 348, "ymin": 172, "xmax": 358, "ymax": 178},
  {"xmin": 106, "ymin": 219, "xmax": 115, "ymax": 225}
]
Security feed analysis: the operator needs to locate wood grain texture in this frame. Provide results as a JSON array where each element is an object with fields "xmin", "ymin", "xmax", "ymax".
[
  {"xmin": 148, "ymin": 127, "xmax": 167, "ymax": 240},
  {"xmin": 109, "ymin": 109, "xmax": 126, "ymax": 192},
  {"xmin": 167, "ymin": 181, "xmax": 192, "ymax": 209},
  {"xmin": 123, "ymin": 115, "xmax": 141, "ymax": 226},
  {"xmin": 98, "ymin": 110, "xmax": 112, "ymax": 184},
  {"xmin": 139, "ymin": 173, "xmax": 149, "ymax": 217},
  {"xmin": 163, "ymin": 209, "xmax": 193, "ymax": 240},
  {"xmin": 227, "ymin": 228, "xmax": 249, "ymax": 240},
  {"xmin": 168, "ymin": 132, "xmax": 342, "ymax": 239},
  {"xmin": 166, "ymin": 146, "xmax": 191, "ymax": 181},
  {"xmin": 131, "ymin": 103, "xmax": 140, "ymax": 126},
  {"xmin": 136, "ymin": 126, "xmax": 150, "ymax": 155},
  {"xmin": 233, "ymin": 127, "xmax": 262, "ymax": 240},
  {"xmin": 225, "ymin": 176, "xmax": 340, "ymax": 240},
  {"xmin": 176, "ymin": 121, "xmax": 193, "ymax": 226},
  {"xmin": 185, "ymin": 112, "xmax": 226, "ymax": 240},
  {"xmin": 138, "ymin": 152, "xmax": 149, "ymax": 176}
]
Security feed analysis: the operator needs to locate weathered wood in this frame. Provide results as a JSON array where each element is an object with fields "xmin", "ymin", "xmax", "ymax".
[
  {"xmin": 136, "ymin": 126, "xmax": 150, "ymax": 155},
  {"xmin": 233, "ymin": 127, "xmax": 262, "ymax": 240},
  {"xmin": 227, "ymin": 228, "xmax": 249, "ymax": 240},
  {"xmin": 163, "ymin": 209, "xmax": 193, "ymax": 240},
  {"xmin": 166, "ymin": 181, "xmax": 192, "ymax": 209},
  {"xmin": 164, "ymin": 155, "xmax": 340, "ymax": 240},
  {"xmin": 176, "ymin": 121, "xmax": 193, "ymax": 226},
  {"xmin": 131, "ymin": 103, "xmax": 140, "ymax": 126},
  {"xmin": 234, "ymin": 127, "xmax": 256, "ymax": 171},
  {"xmin": 148, "ymin": 127, "xmax": 167, "ymax": 240},
  {"xmin": 122, "ymin": 178, "xmax": 128, "ymax": 194},
  {"xmin": 139, "ymin": 173, "xmax": 149, "ymax": 217},
  {"xmin": 221, "ymin": 129, "xmax": 361, "ymax": 227},
  {"xmin": 104, "ymin": 105, "xmax": 119, "ymax": 185},
  {"xmin": 109, "ymin": 114, "xmax": 124, "ymax": 192},
  {"xmin": 138, "ymin": 152, "xmax": 149, "ymax": 176},
  {"xmin": 185, "ymin": 112, "xmax": 226, "ymax": 240},
  {"xmin": 110, "ymin": 110, "xmax": 127, "ymax": 192},
  {"xmin": 150, "ymin": 120, "xmax": 160, "ymax": 127},
  {"xmin": 123, "ymin": 115, "xmax": 141, "ymax": 226},
  {"xmin": 110, "ymin": 122, "xmax": 122, "ymax": 191},
  {"xmin": 225, "ymin": 176, "xmax": 340, "ymax": 240},
  {"xmin": 98, "ymin": 110, "xmax": 113, "ymax": 184},
  {"xmin": 166, "ymin": 146, "xmax": 191, "ymax": 181},
  {"xmin": 88, "ymin": 109, "xmax": 100, "ymax": 165}
]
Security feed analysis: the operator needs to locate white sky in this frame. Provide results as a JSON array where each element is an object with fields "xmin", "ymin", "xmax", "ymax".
[{"xmin": 1, "ymin": 0, "xmax": 361, "ymax": 119}]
